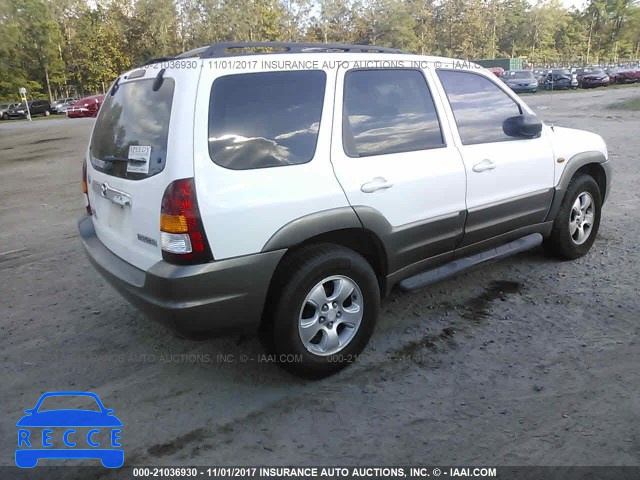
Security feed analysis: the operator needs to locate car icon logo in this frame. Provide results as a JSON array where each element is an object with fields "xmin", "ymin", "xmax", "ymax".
[{"xmin": 15, "ymin": 391, "xmax": 123, "ymax": 468}]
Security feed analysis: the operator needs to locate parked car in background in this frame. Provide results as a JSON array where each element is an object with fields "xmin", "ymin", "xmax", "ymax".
[
  {"xmin": 606, "ymin": 67, "xmax": 640, "ymax": 84},
  {"xmin": 67, "ymin": 95, "xmax": 105, "ymax": 118},
  {"xmin": 0, "ymin": 102, "xmax": 20, "ymax": 120},
  {"xmin": 487, "ymin": 66, "xmax": 504, "ymax": 77},
  {"xmin": 533, "ymin": 70, "xmax": 549, "ymax": 85},
  {"xmin": 5, "ymin": 100, "xmax": 52, "ymax": 119},
  {"xmin": 577, "ymin": 67, "xmax": 610, "ymax": 88},
  {"xmin": 57, "ymin": 101, "xmax": 77, "ymax": 115},
  {"xmin": 51, "ymin": 97, "xmax": 77, "ymax": 114},
  {"xmin": 544, "ymin": 69, "xmax": 578, "ymax": 90},
  {"xmin": 501, "ymin": 69, "xmax": 538, "ymax": 93}
]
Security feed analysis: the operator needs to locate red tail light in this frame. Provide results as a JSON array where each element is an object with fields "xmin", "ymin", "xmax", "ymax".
[
  {"xmin": 160, "ymin": 178, "xmax": 212, "ymax": 265},
  {"xmin": 82, "ymin": 159, "xmax": 92, "ymax": 215}
]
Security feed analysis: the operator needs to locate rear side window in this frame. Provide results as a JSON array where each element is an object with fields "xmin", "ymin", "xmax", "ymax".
[
  {"xmin": 342, "ymin": 69, "xmax": 444, "ymax": 157},
  {"xmin": 437, "ymin": 70, "xmax": 522, "ymax": 145},
  {"xmin": 90, "ymin": 78, "xmax": 175, "ymax": 179},
  {"xmin": 208, "ymin": 70, "xmax": 326, "ymax": 170}
]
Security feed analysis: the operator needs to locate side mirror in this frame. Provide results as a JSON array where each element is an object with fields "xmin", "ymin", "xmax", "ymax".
[{"xmin": 502, "ymin": 114, "xmax": 542, "ymax": 139}]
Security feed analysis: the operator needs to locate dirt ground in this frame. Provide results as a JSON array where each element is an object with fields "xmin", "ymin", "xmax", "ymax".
[{"xmin": 1, "ymin": 87, "xmax": 639, "ymax": 476}]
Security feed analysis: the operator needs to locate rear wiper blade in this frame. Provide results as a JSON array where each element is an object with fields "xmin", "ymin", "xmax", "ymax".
[
  {"xmin": 102, "ymin": 156, "xmax": 145, "ymax": 163},
  {"xmin": 101, "ymin": 156, "xmax": 129, "ymax": 163}
]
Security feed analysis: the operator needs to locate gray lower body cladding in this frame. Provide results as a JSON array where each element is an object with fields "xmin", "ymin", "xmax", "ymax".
[
  {"xmin": 398, "ymin": 233, "xmax": 544, "ymax": 291},
  {"xmin": 78, "ymin": 216, "xmax": 285, "ymax": 335},
  {"xmin": 461, "ymin": 188, "xmax": 554, "ymax": 247}
]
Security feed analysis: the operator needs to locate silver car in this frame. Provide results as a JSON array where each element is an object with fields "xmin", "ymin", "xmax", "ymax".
[
  {"xmin": 50, "ymin": 97, "xmax": 77, "ymax": 114},
  {"xmin": 0, "ymin": 102, "xmax": 20, "ymax": 120}
]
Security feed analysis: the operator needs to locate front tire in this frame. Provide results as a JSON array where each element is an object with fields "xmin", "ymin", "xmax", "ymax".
[
  {"xmin": 544, "ymin": 174, "xmax": 602, "ymax": 260},
  {"xmin": 268, "ymin": 244, "xmax": 380, "ymax": 378}
]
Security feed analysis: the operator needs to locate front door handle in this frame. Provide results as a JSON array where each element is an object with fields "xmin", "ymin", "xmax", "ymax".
[
  {"xmin": 361, "ymin": 177, "xmax": 393, "ymax": 193},
  {"xmin": 473, "ymin": 159, "xmax": 496, "ymax": 173}
]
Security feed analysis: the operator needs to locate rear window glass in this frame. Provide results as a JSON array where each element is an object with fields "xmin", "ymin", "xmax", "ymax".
[
  {"xmin": 90, "ymin": 78, "xmax": 174, "ymax": 179},
  {"xmin": 208, "ymin": 70, "xmax": 326, "ymax": 170}
]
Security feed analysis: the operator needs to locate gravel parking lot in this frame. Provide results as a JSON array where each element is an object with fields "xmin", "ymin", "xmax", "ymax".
[{"xmin": 1, "ymin": 87, "xmax": 639, "ymax": 474}]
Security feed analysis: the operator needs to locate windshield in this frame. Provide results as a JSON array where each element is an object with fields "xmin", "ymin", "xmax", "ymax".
[
  {"xmin": 90, "ymin": 78, "xmax": 175, "ymax": 179},
  {"xmin": 504, "ymin": 71, "xmax": 534, "ymax": 80},
  {"xmin": 587, "ymin": 68, "xmax": 605, "ymax": 74}
]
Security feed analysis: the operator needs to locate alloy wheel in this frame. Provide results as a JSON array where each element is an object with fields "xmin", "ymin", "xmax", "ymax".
[
  {"xmin": 298, "ymin": 275, "xmax": 363, "ymax": 356},
  {"xmin": 569, "ymin": 191, "xmax": 595, "ymax": 245}
]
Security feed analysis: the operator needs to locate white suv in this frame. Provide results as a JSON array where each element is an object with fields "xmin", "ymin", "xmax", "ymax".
[{"xmin": 79, "ymin": 42, "xmax": 611, "ymax": 377}]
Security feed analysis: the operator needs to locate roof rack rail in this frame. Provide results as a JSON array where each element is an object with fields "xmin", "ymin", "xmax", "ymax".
[
  {"xmin": 175, "ymin": 46, "xmax": 209, "ymax": 59},
  {"xmin": 140, "ymin": 47, "xmax": 208, "ymax": 67},
  {"xmin": 141, "ymin": 56, "xmax": 175, "ymax": 66},
  {"xmin": 200, "ymin": 41, "xmax": 408, "ymax": 58}
]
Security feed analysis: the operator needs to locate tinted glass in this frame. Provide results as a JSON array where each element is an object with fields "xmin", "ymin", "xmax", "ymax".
[
  {"xmin": 343, "ymin": 69, "xmax": 444, "ymax": 157},
  {"xmin": 90, "ymin": 78, "xmax": 174, "ymax": 179},
  {"xmin": 437, "ymin": 70, "xmax": 522, "ymax": 145},
  {"xmin": 208, "ymin": 70, "xmax": 326, "ymax": 170},
  {"xmin": 503, "ymin": 71, "xmax": 534, "ymax": 80}
]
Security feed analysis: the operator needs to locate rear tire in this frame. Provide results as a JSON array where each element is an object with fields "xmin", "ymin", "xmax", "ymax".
[
  {"xmin": 544, "ymin": 174, "xmax": 602, "ymax": 260},
  {"xmin": 267, "ymin": 244, "xmax": 380, "ymax": 378}
]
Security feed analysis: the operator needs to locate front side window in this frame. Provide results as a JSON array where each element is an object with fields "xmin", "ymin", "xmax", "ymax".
[
  {"xmin": 437, "ymin": 70, "xmax": 522, "ymax": 145},
  {"xmin": 208, "ymin": 70, "xmax": 326, "ymax": 170},
  {"xmin": 342, "ymin": 69, "xmax": 444, "ymax": 157}
]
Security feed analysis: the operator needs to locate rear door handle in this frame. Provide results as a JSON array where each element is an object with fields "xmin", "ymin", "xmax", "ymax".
[
  {"xmin": 361, "ymin": 177, "xmax": 393, "ymax": 193},
  {"xmin": 473, "ymin": 159, "xmax": 496, "ymax": 173}
]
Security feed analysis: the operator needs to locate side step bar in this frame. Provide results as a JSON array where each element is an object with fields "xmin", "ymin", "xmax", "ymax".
[{"xmin": 398, "ymin": 233, "xmax": 543, "ymax": 292}]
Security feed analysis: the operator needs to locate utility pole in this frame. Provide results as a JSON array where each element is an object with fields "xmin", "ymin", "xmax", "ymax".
[{"xmin": 586, "ymin": 13, "xmax": 595, "ymax": 65}]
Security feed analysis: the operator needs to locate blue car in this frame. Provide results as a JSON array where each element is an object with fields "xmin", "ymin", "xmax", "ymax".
[{"xmin": 16, "ymin": 391, "xmax": 123, "ymax": 468}]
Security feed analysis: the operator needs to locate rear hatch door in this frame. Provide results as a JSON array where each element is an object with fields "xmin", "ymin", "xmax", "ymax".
[{"xmin": 86, "ymin": 66, "xmax": 199, "ymax": 271}]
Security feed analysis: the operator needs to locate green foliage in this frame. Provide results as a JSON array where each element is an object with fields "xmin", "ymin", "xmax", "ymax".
[{"xmin": 1, "ymin": 0, "xmax": 639, "ymax": 100}]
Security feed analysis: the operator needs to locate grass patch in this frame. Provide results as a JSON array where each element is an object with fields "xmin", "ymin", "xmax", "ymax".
[{"xmin": 606, "ymin": 96, "xmax": 640, "ymax": 110}]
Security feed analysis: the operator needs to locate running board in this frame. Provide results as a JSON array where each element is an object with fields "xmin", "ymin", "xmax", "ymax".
[{"xmin": 398, "ymin": 233, "xmax": 543, "ymax": 292}]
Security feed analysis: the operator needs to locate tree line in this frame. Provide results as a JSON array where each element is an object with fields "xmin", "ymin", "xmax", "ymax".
[{"xmin": 0, "ymin": 0, "xmax": 639, "ymax": 101}]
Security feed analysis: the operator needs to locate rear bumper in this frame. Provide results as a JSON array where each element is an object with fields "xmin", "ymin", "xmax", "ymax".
[{"xmin": 78, "ymin": 216, "xmax": 285, "ymax": 335}]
